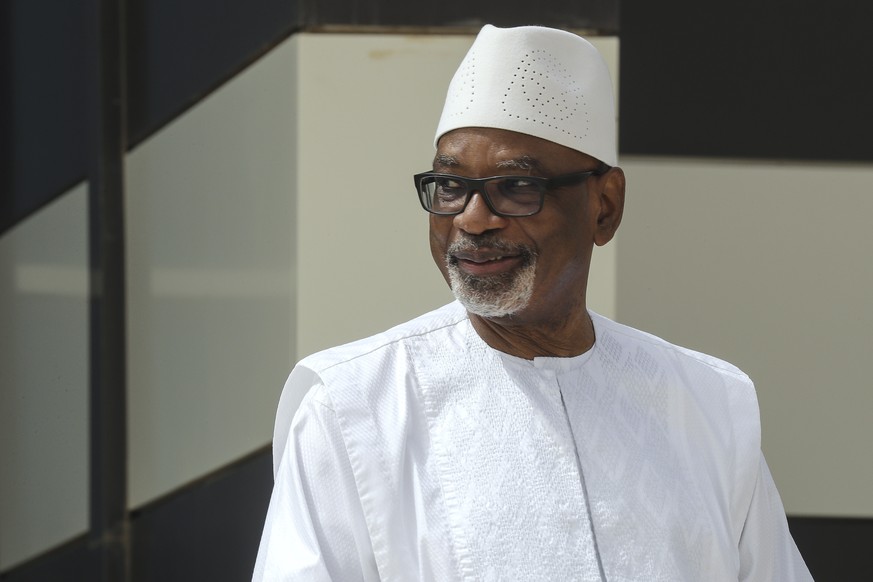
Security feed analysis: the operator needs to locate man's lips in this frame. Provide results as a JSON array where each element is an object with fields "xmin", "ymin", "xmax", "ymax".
[{"xmin": 452, "ymin": 252, "xmax": 523, "ymax": 276}]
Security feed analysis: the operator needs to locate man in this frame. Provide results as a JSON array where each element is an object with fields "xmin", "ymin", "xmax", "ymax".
[{"xmin": 253, "ymin": 25, "xmax": 813, "ymax": 581}]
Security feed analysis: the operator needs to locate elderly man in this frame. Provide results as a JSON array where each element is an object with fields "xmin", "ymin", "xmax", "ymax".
[{"xmin": 253, "ymin": 25, "xmax": 812, "ymax": 581}]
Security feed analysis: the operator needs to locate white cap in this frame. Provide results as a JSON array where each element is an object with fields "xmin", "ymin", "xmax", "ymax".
[{"xmin": 435, "ymin": 25, "xmax": 617, "ymax": 167}]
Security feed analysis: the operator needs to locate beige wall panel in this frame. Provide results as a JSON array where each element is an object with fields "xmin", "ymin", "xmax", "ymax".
[
  {"xmin": 126, "ymin": 40, "xmax": 297, "ymax": 507},
  {"xmin": 0, "ymin": 185, "xmax": 89, "ymax": 569},
  {"xmin": 294, "ymin": 33, "xmax": 620, "ymax": 360},
  {"xmin": 617, "ymin": 157, "xmax": 873, "ymax": 516}
]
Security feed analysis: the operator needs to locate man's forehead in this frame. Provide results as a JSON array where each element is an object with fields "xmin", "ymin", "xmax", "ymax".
[{"xmin": 434, "ymin": 127, "xmax": 590, "ymax": 171}]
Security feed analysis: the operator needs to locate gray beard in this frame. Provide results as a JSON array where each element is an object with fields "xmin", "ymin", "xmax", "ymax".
[{"xmin": 445, "ymin": 236, "xmax": 537, "ymax": 319}]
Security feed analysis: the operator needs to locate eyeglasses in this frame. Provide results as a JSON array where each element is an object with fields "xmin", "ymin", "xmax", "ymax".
[{"xmin": 413, "ymin": 167, "xmax": 607, "ymax": 217}]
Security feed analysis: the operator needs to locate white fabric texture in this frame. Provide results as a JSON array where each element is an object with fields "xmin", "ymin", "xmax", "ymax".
[
  {"xmin": 435, "ymin": 25, "xmax": 618, "ymax": 167},
  {"xmin": 253, "ymin": 301, "xmax": 812, "ymax": 581}
]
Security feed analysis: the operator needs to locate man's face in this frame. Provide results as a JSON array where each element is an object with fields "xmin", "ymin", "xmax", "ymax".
[{"xmin": 429, "ymin": 127, "xmax": 614, "ymax": 326}]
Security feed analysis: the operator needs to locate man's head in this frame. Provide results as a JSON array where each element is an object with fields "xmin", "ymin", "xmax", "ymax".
[{"xmin": 420, "ymin": 25, "xmax": 625, "ymax": 328}]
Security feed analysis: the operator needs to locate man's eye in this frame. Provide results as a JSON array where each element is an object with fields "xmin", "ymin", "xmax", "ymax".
[
  {"xmin": 435, "ymin": 179, "xmax": 466, "ymax": 199},
  {"xmin": 436, "ymin": 178, "xmax": 464, "ymax": 190},
  {"xmin": 502, "ymin": 178, "xmax": 541, "ymax": 196}
]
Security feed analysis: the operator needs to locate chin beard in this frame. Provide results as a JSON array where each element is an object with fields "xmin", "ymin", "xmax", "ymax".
[{"xmin": 445, "ymin": 236, "xmax": 537, "ymax": 319}]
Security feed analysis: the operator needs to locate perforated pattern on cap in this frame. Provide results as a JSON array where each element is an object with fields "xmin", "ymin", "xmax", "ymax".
[
  {"xmin": 448, "ymin": 51, "xmax": 477, "ymax": 114},
  {"xmin": 444, "ymin": 48, "xmax": 589, "ymax": 138},
  {"xmin": 502, "ymin": 49, "xmax": 589, "ymax": 140}
]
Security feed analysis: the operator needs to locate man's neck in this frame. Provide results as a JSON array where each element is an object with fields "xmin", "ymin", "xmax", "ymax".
[{"xmin": 467, "ymin": 308, "xmax": 596, "ymax": 360}]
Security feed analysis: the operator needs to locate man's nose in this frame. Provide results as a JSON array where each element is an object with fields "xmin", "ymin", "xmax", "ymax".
[{"xmin": 453, "ymin": 191, "xmax": 508, "ymax": 235}]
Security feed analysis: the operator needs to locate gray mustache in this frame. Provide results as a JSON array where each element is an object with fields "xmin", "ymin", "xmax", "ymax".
[{"xmin": 447, "ymin": 234, "xmax": 536, "ymax": 259}]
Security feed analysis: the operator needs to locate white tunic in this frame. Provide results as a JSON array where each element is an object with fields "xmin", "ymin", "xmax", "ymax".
[{"xmin": 253, "ymin": 302, "xmax": 812, "ymax": 581}]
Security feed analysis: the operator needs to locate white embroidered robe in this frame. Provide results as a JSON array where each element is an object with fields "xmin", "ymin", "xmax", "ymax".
[{"xmin": 253, "ymin": 302, "xmax": 812, "ymax": 581}]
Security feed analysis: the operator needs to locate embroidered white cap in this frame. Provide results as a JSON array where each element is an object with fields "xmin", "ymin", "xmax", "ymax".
[{"xmin": 435, "ymin": 24, "xmax": 617, "ymax": 167}]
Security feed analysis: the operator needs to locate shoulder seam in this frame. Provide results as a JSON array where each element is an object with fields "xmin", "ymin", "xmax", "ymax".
[{"xmin": 317, "ymin": 315, "xmax": 467, "ymax": 373}]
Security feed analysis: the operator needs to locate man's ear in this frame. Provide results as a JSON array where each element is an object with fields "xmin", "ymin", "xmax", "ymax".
[{"xmin": 593, "ymin": 166, "xmax": 625, "ymax": 247}]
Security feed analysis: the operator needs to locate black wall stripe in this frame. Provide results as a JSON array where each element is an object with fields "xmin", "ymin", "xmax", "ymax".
[
  {"xmin": 790, "ymin": 516, "xmax": 873, "ymax": 580},
  {"xmin": 296, "ymin": 0, "xmax": 617, "ymax": 32},
  {"xmin": 1, "ymin": 0, "xmax": 94, "ymax": 235},
  {"xmin": 128, "ymin": 449, "xmax": 273, "ymax": 582},
  {"xmin": 88, "ymin": 0, "xmax": 130, "ymax": 580},
  {"xmin": 0, "ymin": 536, "xmax": 97, "ymax": 582},
  {"xmin": 619, "ymin": 0, "xmax": 873, "ymax": 162}
]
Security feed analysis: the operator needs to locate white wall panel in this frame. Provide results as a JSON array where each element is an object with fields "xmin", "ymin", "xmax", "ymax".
[
  {"xmin": 617, "ymin": 157, "xmax": 873, "ymax": 516},
  {"xmin": 125, "ymin": 40, "xmax": 297, "ymax": 507},
  {"xmin": 0, "ymin": 184, "xmax": 89, "ymax": 570}
]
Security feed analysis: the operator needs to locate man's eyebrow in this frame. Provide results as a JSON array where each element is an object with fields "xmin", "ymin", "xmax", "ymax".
[
  {"xmin": 433, "ymin": 154, "xmax": 459, "ymax": 169},
  {"xmin": 433, "ymin": 154, "xmax": 544, "ymax": 173},
  {"xmin": 495, "ymin": 156, "xmax": 542, "ymax": 172}
]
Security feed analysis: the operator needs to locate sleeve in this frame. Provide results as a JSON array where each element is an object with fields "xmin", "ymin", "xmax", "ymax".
[
  {"xmin": 252, "ymin": 379, "xmax": 378, "ymax": 582},
  {"xmin": 738, "ymin": 454, "xmax": 814, "ymax": 581}
]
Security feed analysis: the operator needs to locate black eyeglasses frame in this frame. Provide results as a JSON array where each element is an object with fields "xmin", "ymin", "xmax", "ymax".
[{"xmin": 413, "ymin": 165, "xmax": 609, "ymax": 218}]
